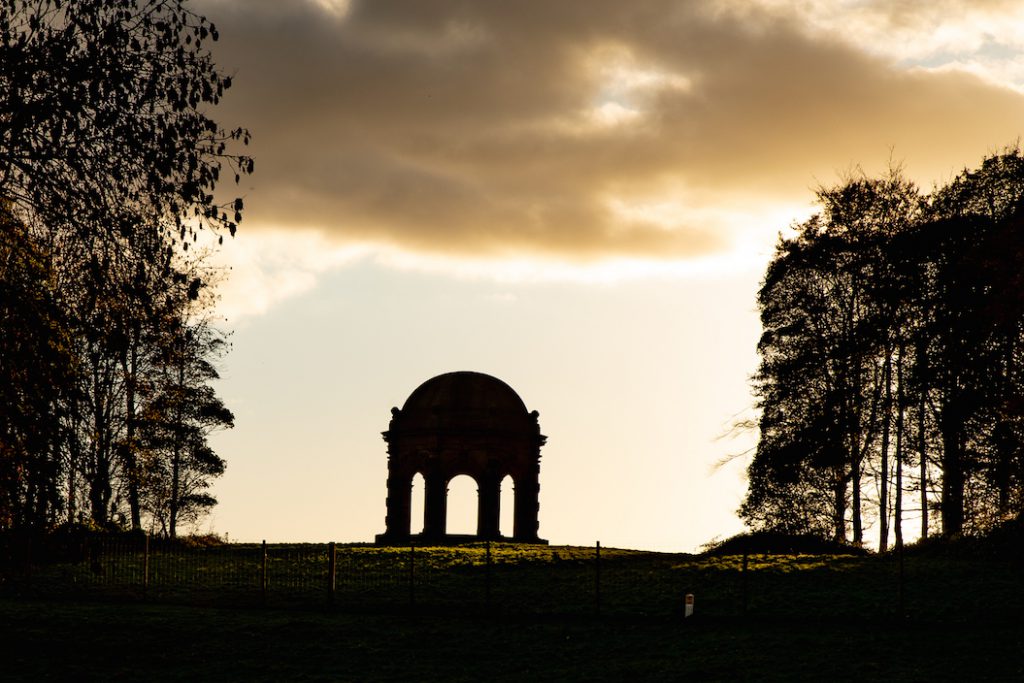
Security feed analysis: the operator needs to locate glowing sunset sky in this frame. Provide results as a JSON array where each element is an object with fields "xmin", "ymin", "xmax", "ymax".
[{"xmin": 197, "ymin": 0, "xmax": 1024, "ymax": 551}]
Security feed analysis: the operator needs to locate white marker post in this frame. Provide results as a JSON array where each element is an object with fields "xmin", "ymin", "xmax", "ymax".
[{"xmin": 684, "ymin": 593, "xmax": 695, "ymax": 618}]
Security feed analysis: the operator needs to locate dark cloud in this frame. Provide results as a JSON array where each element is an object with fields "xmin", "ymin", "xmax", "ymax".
[{"xmin": 198, "ymin": 0, "xmax": 1024, "ymax": 261}]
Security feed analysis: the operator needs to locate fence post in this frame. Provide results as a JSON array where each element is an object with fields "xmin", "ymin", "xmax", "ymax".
[
  {"xmin": 741, "ymin": 542, "xmax": 749, "ymax": 615},
  {"xmin": 260, "ymin": 540, "xmax": 267, "ymax": 605},
  {"xmin": 25, "ymin": 534, "xmax": 32, "ymax": 590},
  {"xmin": 898, "ymin": 539, "xmax": 905, "ymax": 616},
  {"xmin": 328, "ymin": 541, "xmax": 336, "ymax": 606},
  {"xmin": 408, "ymin": 544, "xmax": 416, "ymax": 607},
  {"xmin": 485, "ymin": 540, "xmax": 492, "ymax": 612},
  {"xmin": 143, "ymin": 533, "xmax": 150, "ymax": 599},
  {"xmin": 595, "ymin": 541, "xmax": 601, "ymax": 616}
]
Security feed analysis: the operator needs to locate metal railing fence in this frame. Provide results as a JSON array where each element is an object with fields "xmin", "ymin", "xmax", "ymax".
[{"xmin": 3, "ymin": 535, "xmax": 1022, "ymax": 621}]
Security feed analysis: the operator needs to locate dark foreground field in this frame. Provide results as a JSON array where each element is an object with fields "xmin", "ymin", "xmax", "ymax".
[
  {"xmin": 4, "ymin": 542, "xmax": 1024, "ymax": 680},
  {"xmin": 3, "ymin": 597, "xmax": 1023, "ymax": 681}
]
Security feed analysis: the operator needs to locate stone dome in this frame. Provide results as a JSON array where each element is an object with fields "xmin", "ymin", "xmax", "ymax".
[{"xmin": 389, "ymin": 371, "xmax": 534, "ymax": 433}]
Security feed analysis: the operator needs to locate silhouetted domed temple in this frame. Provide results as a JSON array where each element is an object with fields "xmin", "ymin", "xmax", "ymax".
[
  {"xmin": 376, "ymin": 371, "xmax": 547, "ymax": 545},
  {"xmin": 396, "ymin": 371, "xmax": 535, "ymax": 432}
]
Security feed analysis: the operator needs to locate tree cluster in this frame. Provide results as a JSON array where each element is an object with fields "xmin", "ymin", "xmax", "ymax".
[
  {"xmin": 743, "ymin": 149, "xmax": 1024, "ymax": 547},
  {"xmin": 0, "ymin": 1, "xmax": 251, "ymax": 537}
]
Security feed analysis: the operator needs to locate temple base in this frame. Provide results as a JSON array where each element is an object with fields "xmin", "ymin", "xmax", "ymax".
[{"xmin": 375, "ymin": 532, "xmax": 548, "ymax": 546}]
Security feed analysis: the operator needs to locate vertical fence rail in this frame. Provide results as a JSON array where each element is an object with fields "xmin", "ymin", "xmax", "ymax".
[
  {"xmin": 408, "ymin": 544, "xmax": 416, "ymax": 607},
  {"xmin": 741, "ymin": 543, "xmax": 749, "ymax": 615},
  {"xmin": 25, "ymin": 535, "xmax": 31, "ymax": 590},
  {"xmin": 328, "ymin": 541, "xmax": 336, "ymax": 606},
  {"xmin": 898, "ymin": 541, "xmax": 905, "ymax": 616},
  {"xmin": 143, "ymin": 534, "xmax": 150, "ymax": 599},
  {"xmin": 260, "ymin": 540, "xmax": 267, "ymax": 605},
  {"xmin": 485, "ymin": 540, "xmax": 492, "ymax": 611}
]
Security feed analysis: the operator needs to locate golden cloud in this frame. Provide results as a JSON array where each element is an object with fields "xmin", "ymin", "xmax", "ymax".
[{"xmin": 200, "ymin": 0, "xmax": 1024, "ymax": 262}]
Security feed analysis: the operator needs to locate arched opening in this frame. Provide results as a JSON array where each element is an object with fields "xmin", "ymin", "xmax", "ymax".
[
  {"xmin": 446, "ymin": 475, "xmax": 478, "ymax": 535},
  {"xmin": 499, "ymin": 475, "xmax": 515, "ymax": 538},
  {"xmin": 410, "ymin": 473, "xmax": 425, "ymax": 535}
]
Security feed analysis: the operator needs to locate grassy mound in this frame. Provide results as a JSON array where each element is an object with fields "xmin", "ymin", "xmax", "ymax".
[
  {"xmin": 701, "ymin": 531, "xmax": 867, "ymax": 557},
  {"xmin": 903, "ymin": 516, "xmax": 1024, "ymax": 560}
]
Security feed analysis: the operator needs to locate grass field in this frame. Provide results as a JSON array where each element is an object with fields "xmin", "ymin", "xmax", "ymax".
[
  {"xmin": 4, "ymin": 543, "xmax": 1024, "ymax": 680},
  {"xmin": 3, "ymin": 596, "xmax": 1023, "ymax": 681},
  {"xmin": 12, "ymin": 540, "xmax": 1024, "ymax": 620}
]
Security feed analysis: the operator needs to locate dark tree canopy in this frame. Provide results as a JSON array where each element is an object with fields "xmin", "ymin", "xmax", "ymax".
[
  {"xmin": 743, "ymin": 148, "xmax": 1024, "ymax": 546},
  {"xmin": 0, "ymin": 0, "xmax": 246, "ymax": 535},
  {"xmin": 0, "ymin": 0, "xmax": 251, "ymax": 250}
]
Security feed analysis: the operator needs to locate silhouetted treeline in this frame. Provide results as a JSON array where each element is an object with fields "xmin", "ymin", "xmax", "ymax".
[
  {"xmin": 742, "ymin": 149, "xmax": 1024, "ymax": 546},
  {"xmin": 0, "ymin": 1, "xmax": 250, "ymax": 536}
]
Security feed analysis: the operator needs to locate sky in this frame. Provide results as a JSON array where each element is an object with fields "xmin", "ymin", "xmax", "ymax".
[{"xmin": 193, "ymin": 0, "xmax": 1024, "ymax": 552}]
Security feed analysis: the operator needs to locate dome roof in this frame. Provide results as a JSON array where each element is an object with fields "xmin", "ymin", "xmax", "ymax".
[{"xmin": 389, "ymin": 371, "xmax": 535, "ymax": 433}]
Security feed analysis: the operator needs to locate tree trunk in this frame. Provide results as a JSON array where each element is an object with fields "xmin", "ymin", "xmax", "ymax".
[
  {"xmin": 66, "ymin": 435, "xmax": 76, "ymax": 524},
  {"xmin": 995, "ymin": 341, "xmax": 1014, "ymax": 518},
  {"xmin": 879, "ymin": 347, "xmax": 892, "ymax": 552},
  {"xmin": 88, "ymin": 355, "xmax": 112, "ymax": 526},
  {"xmin": 46, "ymin": 414, "xmax": 62, "ymax": 526},
  {"xmin": 833, "ymin": 466, "xmax": 847, "ymax": 543},
  {"xmin": 850, "ymin": 390, "xmax": 863, "ymax": 544},
  {"xmin": 169, "ymin": 358, "xmax": 185, "ymax": 539},
  {"xmin": 940, "ymin": 404, "xmax": 964, "ymax": 536},
  {"xmin": 121, "ymin": 333, "xmax": 142, "ymax": 531},
  {"xmin": 894, "ymin": 342, "xmax": 905, "ymax": 549},
  {"xmin": 169, "ymin": 443, "xmax": 180, "ymax": 538},
  {"xmin": 917, "ymin": 344, "xmax": 929, "ymax": 540},
  {"xmin": 850, "ymin": 453, "xmax": 862, "ymax": 544}
]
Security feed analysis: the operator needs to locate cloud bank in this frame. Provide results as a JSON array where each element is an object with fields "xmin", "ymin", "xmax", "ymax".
[{"xmin": 199, "ymin": 0, "xmax": 1024, "ymax": 263}]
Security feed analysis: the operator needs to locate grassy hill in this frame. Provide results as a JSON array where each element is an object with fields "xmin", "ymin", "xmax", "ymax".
[{"xmin": 3, "ymin": 538, "xmax": 1024, "ymax": 679}]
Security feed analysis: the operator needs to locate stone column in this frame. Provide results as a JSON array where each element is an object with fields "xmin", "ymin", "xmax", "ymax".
[
  {"xmin": 476, "ymin": 475, "xmax": 501, "ymax": 540},
  {"xmin": 376, "ymin": 470, "xmax": 413, "ymax": 544},
  {"xmin": 513, "ymin": 472, "xmax": 540, "ymax": 542},
  {"xmin": 383, "ymin": 472, "xmax": 412, "ymax": 539},
  {"xmin": 423, "ymin": 472, "xmax": 448, "ymax": 540}
]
